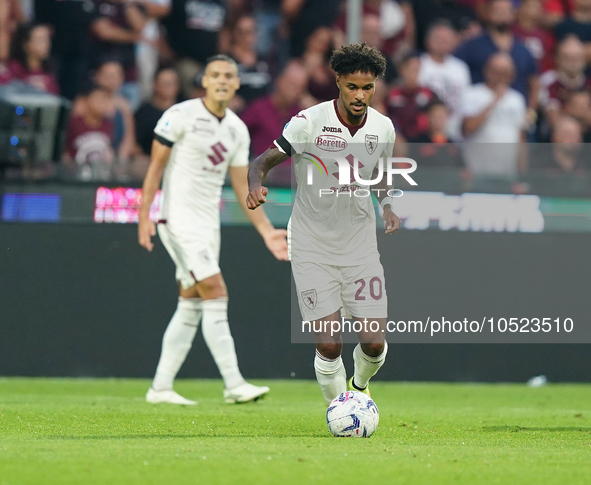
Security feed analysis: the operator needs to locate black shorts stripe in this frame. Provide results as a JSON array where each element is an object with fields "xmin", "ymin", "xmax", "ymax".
[
  {"xmin": 275, "ymin": 135, "xmax": 294, "ymax": 155},
  {"xmin": 154, "ymin": 133, "xmax": 174, "ymax": 147}
]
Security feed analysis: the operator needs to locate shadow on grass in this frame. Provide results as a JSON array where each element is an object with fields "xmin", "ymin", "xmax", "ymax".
[
  {"xmin": 41, "ymin": 433, "xmax": 333, "ymax": 440},
  {"xmin": 482, "ymin": 426, "xmax": 591, "ymax": 432}
]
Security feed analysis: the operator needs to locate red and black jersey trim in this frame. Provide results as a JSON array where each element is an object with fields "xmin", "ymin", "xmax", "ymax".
[
  {"xmin": 275, "ymin": 135, "xmax": 294, "ymax": 155},
  {"xmin": 154, "ymin": 133, "xmax": 174, "ymax": 147}
]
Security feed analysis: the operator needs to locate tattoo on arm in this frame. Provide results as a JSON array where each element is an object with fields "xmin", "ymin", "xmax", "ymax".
[{"xmin": 248, "ymin": 147, "xmax": 290, "ymax": 188}]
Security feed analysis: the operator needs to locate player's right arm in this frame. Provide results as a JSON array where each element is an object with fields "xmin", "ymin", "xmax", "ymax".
[
  {"xmin": 138, "ymin": 105, "xmax": 185, "ymax": 251},
  {"xmin": 138, "ymin": 139, "xmax": 171, "ymax": 251},
  {"xmin": 247, "ymin": 110, "xmax": 310, "ymax": 210},
  {"xmin": 246, "ymin": 147, "xmax": 289, "ymax": 209}
]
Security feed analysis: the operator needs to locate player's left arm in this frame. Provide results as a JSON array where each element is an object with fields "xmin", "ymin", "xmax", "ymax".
[
  {"xmin": 229, "ymin": 166, "xmax": 288, "ymax": 261},
  {"xmin": 374, "ymin": 126, "xmax": 401, "ymax": 235}
]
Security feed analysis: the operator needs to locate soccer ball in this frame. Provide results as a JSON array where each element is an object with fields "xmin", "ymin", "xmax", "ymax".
[{"xmin": 326, "ymin": 391, "xmax": 379, "ymax": 438}]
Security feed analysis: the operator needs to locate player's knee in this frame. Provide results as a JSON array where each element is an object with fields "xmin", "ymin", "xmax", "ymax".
[
  {"xmin": 196, "ymin": 275, "xmax": 227, "ymax": 299},
  {"xmin": 316, "ymin": 342, "xmax": 342, "ymax": 360},
  {"xmin": 361, "ymin": 341, "xmax": 385, "ymax": 357}
]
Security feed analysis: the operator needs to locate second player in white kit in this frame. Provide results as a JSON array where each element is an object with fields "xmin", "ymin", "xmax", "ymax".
[{"xmin": 139, "ymin": 55, "xmax": 288, "ymax": 405}]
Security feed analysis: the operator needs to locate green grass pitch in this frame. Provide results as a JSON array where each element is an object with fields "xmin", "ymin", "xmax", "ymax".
[{"xmin": 1, "ymin": 378, "xmax": 590, "ymax": 485}]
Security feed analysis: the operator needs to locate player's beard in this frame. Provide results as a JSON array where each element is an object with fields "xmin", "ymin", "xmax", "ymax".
[{"xmin": 346, "ymin": 103, "xmax": 367, "ymax": 120}]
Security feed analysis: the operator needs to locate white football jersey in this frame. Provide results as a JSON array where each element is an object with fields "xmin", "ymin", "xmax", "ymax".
[
  {"xmin": 275, "ymin": 100, "xmax": 396, "ymax": 266},
  {"xmin": 153, "ymin": 98, "xmax": 250, "ymax": 229}
]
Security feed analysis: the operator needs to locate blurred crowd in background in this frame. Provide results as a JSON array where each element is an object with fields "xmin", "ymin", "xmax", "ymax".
[{"xmin": 2, "ymin": 0, "xmax": 591, "ymax": 183}]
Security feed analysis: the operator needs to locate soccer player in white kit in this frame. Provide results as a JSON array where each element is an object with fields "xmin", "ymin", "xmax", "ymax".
[
  {"xmin": 139, "ymin": 55, "xmax": 288, "ymax": 405},
  {"xmin": 247, "ymin": 43, "xmax": 401, "ymax": 405}
]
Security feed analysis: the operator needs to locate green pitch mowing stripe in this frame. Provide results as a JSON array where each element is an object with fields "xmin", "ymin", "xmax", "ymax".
[{"xmin": 0, "ymin": 378, "xmax": 590, "ymax": 485}]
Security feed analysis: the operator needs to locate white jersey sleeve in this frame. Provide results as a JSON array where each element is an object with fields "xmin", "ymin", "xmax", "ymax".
[
  {"xmin": 229, "ymin": 124, "xmax": 250, "ymax": 167},
  {"xmin": 154, "ymin": 105, "xmax": 187, "ymax": 145},
  {"xmin": 274, "ymin": 111, "xmax": 312, "ymax": 155},
  {"xmin": 380, "ymin": 121, "xmax": 396, "ymax": 159}
]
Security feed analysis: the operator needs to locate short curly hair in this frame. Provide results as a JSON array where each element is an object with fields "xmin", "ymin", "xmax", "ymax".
[{"xmin": 329, "ymin": 43, "xmax": 386, "ymax": 78}]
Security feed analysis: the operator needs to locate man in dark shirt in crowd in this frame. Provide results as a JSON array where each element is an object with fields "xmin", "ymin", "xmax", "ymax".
[
  {"xmin": 164, "ymin": 0, "xmax": 226, "ymax": 98},
  {"xmin": 454, "ymin": 0, "xmax": 539, "ymax": 120},
  {"xmin": 411, "ymin": 0, "xmax": 479, "ymax": 50},
  {"xmin": 135, "ymin": 67, "xmax": 180, "ymax": 156},
  {"xmin": 91, "ymin": 0, "xmax": 147, "ymax": 109},
  {"xmin": 35, "ymin": 0, "xmax": 98, "ymax": 99},
  {"xmin": 555, "ymin": 0, "xmax": 591, "ymax": 64}
]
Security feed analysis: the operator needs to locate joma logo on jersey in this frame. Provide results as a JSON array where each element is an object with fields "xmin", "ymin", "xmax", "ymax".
[
  {"xmin": 315, "ymin": 135, "xmax": 347, "ymax": 152},
  {"xmin": 322, "ymin": 126, "xmax": 342, "ymax": 133}
]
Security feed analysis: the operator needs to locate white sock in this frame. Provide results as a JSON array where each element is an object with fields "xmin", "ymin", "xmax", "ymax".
[
  {"xmin": 353, "ymin": 341, "xmax": 388, "ymax": 390},
  {"xmin": 152, "ymin": 297, "xmax": 202, "ymax": 391},
  {"xmin": 201, "ymin": 298, "xmax": 245, "ymax": 390},
  {"xmin": 314, "ymin": 350, "xmax": 347, "ymax": 405}
]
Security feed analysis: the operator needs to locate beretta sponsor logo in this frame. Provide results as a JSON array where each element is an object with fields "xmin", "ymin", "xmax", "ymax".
[{"xmin": 315, "ymin": 135, "xmax": 348, "ymax": 152}]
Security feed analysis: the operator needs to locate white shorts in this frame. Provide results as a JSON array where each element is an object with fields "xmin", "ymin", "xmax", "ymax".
[
  {"xmin": 292, "ymin": 259, "xmax": 388, "ymax": 321},
  {"xmin": 158, "ymin": 222, "xmax": 221, "ymax": 289}
]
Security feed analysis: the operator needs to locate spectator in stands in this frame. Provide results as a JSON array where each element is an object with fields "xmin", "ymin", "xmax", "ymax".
[
  {"xmin": 418, "ymin": 20, "xmax": 471, "ymax": 140},
  {"xmin": 91, "ymin": 0, "xmax": 147, "ymax": 109},
  {"xmin": 0, "ymin": 0, "xmax": 24, "ymax": 61},
  {"xmin": 241, "ymin": 60, "xmax": 308, "ymax": 157},
  {"xmin": 301, "ymin": 27, "xmax": 339, "ymax": 103},
  {"xmin": 63, "ymin": 84, "xmax": 116, "ymax": 181},
  {"xmin": 409, "ymin": 100, "xmax": 463, "ymax": 167},
  {"xmin": 34, "ymin": 0, "xmax": 98, "ymax": 100},
  {"xmin": 7, "ymin": 22, "xmax": 59, "ymax": 94},
  {"xmin": 334, "ymin": 0, "xmax": 415, "ymax": 62},
  {"xmin": 562, "ymin": 89, "xmax": 591, "ymax": 141},
  {"xmin": 71, "ymin": 60, "xmax": 138, "ymax": 162},
  {"xmin": 539, "ymin": 36, "xmax": 590, "ymax": 132},
  {"xmin": 164, "ymin": 0, "xmax": 227, "ymax": 99},
  {"xmin": 135, "ymin": 67, "xmax": 180, "ymax": 156},
  {"xmin": 136, "ymin": 0, "xmax": 172, "ymax": 100},
  {"xmin": 93, "ymin": 60, "xmax": 138, "ymax": 162},
  {"xmin": 226, "ymin": 14, "xmax": 272, "ymax": 112},
  {"xmin": 541, "ymin": 0, "xmax": 575, "ymax": 27},
  {"xmin": 283, "ymin": 0, "xmax": 342, "ymax": 58},
  {"xmin": 387, "ymin": 51, "xmax": 437, "ymax": 141},
  {"xmin": 534, "ymin": 115, "xmax": 587, "ymax": 171},
  {"xmin": 370, "ymin": 77, "xmax": 389, "ymax": 115},
  {"xmin": 460, "ymin": 53, "xmax": 528, "ymax": 177},
  {"xmin": 240, "ymin": 60, "xmax": 308, "ymax": 184},
  {"xmin": 555, "ymin": 0, "xmax": 591, "ymax": 63},
  {"xmin": 254, "ymin": 0, "xmax": 283, "ymax": 59},
  {"xmin": 360, "ymin": 13, "xmax": 398, "ymax": 83},
  {"xmin": 412, "ymin": 0, "xmax": 480, "ymax": 50},
  {"xmin": 514, "ymin": 0, "xmax": 556, "ymax": 73},
  {"xmin": 455, "ymin": 0, "xmax": 539, "ymax": 120}
]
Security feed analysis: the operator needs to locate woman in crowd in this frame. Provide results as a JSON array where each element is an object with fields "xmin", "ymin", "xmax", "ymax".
[{"xmin": 7, "ymin": 22, "xmax": 59, "ymax": 94}]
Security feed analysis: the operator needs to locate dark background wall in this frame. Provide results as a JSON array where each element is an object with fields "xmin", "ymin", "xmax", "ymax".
[{"xmin": 1, "ymin": 223, "xmax": 590, "ymax": 382}]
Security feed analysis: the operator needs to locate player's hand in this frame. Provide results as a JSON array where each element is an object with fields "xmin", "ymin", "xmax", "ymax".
[
  {"xmin": 246, "ymin": 185, "xmax": 268, "ymax": 210},
  {"xmin": 263, "ymin": 228, "xmax": 288, "ymax": 261},
  {"xmin": 384, "ymin": 209, "xmax": 401, "ymax": 234},
  {"xmin": 138, "ymin": 217, "xmax": 156, "ymax": 251}
]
